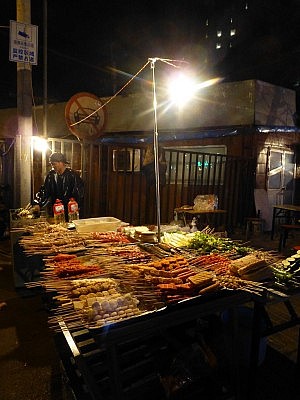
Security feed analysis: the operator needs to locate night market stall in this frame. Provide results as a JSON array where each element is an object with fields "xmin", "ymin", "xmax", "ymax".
[{"xmin": 10, "ymin": 216, "xmax": 300, "ymax": 400}]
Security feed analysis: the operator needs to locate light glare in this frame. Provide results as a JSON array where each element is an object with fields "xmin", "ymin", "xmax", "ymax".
[
  {"xmin": 32, "ymin": 136, "xmax": 49, "ymax": 152},
  {"xmin": 168, "ymin": 74, "xmax": 197, "ymax": 107}
]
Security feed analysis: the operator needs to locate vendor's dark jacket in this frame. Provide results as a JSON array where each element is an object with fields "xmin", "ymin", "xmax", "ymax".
[{"xmin": 34, "ymin": 168, "xmax": 84, "ymax": 218}]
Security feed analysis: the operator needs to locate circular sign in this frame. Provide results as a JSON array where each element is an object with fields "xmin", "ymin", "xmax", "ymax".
[{"xmin": 65, "ymin": 92, "xmax": 106, "ymax": 139}]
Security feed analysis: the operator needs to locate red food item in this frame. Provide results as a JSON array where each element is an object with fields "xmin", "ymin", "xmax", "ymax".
[
  {"xmin": 55, "ymin": 264, "xmax": 100, "ymax": 278},
  {"xmin": 52, "ymin": 254, "xmax": 77, "ymax": 262},
  {"xmin": 157, "ymin": 283, "xmax": 178, "ymax": 291},
  {"xmin": 174, "ymin": 283, "xmax": 193, "ymax": 291}
]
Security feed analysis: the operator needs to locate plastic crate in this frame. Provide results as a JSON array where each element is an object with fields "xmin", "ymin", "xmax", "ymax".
[{"xmin": 73, "ymin": 217, "xmax": 121, "ymax": 233}]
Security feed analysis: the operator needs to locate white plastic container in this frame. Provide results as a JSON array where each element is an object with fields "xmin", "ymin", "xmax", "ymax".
[{"xmin": 73, "ymin": 217, "xmax": 121, "ymax": 233}]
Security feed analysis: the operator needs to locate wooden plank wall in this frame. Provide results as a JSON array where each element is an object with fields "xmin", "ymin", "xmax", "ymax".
[{"xmin": 2, "ymin": 137, "xmax": 257, "ymax": 232}]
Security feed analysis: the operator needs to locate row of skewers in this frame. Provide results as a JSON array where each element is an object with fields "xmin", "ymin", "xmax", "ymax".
[{"xmin": 20, "ymin": 222, "xmax": 286, "ymax": 332}]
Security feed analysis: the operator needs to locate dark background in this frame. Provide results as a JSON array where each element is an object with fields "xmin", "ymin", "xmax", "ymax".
[{"xmin": 1, "ymin": 0, "xmax": 299, "ymax": 110}]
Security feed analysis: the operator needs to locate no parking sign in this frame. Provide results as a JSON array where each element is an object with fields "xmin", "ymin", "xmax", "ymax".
[{"xmin": 65, "ymin": 92, "xmax": 106, "ymax": 140}]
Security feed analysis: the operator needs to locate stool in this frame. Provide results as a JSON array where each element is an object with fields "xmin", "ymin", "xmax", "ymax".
[
  {"xmin": 245, "ymin": 217, "xmax": 264, "ymax": 240},
  {"xmin": 278, "ymin": 224, "xmax": 300, "ymax": 252}
]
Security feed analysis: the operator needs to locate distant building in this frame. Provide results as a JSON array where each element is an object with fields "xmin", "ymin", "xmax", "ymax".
[{"xmin": 198, "ymin": 0, "xmax": 297, "ymax": 94}]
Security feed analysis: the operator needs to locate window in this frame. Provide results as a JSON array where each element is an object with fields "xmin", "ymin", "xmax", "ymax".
[
  {"xmin": 230, "ymin": 28, "xmax": 236, "ymax": 36},
  {"xmin": 216, "ymin": 43, "xmax": 222, "ymax": 49},
  {"xmin": 112, "ymin": 148, "xmax": 140, "ymax": 172},
  {"xmin": 217, "ymin": 30, "xmax": 222, "ymax": 37}
]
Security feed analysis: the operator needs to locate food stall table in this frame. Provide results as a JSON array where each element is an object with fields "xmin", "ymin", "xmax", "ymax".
[
  {"xmin": 247, "ymin": 291, "xmax": 300, "ymax": 400},
  {"xmin": 55, "ymin": 291, "xmax": 251, "ymax": 400},
  {"xmin": 14, "ymin": 221, "xmax": 300, "ymax": 399},
  {"xmin": 174, "ymin": 207, "xmax": 227, "ymax": 230},
  {"xmin": 10, "ymin": 228, "xmax": 44, "ymax": 288},
  {"xmin": 270, "ymin": 204, "xmax": 300, "ymax": 240}
]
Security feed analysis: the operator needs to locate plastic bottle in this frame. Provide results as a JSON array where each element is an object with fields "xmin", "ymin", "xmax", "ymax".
[
  {"xmin": 68, "ymin": 197, "xmax": 79, "ymax": 222},
  {"xmin": 53, "ymin": 199, "xmax": 65, "ymax": 224},
  {"xmin": 190, "ymin": 217, "xmax": 198, "ymax": 232}
]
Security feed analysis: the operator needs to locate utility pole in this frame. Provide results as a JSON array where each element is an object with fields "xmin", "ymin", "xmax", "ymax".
[
  {"xmin": 43, "ymin": 0, "xmax": 47, "ymax": 138},
  {"xmin": 14, "ymin": 0, "xmax": 32, "ymax": 208}
]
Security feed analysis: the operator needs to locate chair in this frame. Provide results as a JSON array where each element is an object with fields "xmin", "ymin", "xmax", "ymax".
[
  {"xmin": 245, "ymin": 189, "xmax": 270, "ymax": 240},
  {"xmin": 245, "ymin": 217, "xmax": 264, "ymax": 240}
]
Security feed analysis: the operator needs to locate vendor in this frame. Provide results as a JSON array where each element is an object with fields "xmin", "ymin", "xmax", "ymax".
[{"xmin": 33, "ymin": 152, "xmax": 84, "ymax": 221}]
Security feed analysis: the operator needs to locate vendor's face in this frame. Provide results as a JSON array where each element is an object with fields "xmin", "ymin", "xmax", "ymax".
[{"xmin": 51, "ymin": 161, "xmax": 66, "ymax": 174}]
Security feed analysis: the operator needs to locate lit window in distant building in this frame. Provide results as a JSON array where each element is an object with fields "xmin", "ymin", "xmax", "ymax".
[
  {"xmin": 206, "ymin": 33, "xmax": 209, "ymax": 39},
  {"xmin": 230, "ymin": 28, "xmax": 236, "ymax": 36},
  {"xmin": 216, "ymin": 43, "xmax": 221, "ymax": 49},
  {"xmin": 229, "ymin": 42, "xmax": 233, "ymax": 48},
  {"xmin": 206, "ymin": 19, "xmax": 209, "ymax": 26},
  {"xmin": 230, "ymin": 17, "xmax": 233, "ymax": 23},
  {"xmin": 245, "ymin": 2, "xmax": 248, "ymax": 10},
  {"xmin": 217, "ymin": 30, "xmax": 222, "ymax": 37}
]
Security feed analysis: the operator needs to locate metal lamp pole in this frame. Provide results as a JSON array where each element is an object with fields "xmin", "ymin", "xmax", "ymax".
[{"xmin": 149, "ymin": 58, "xmax": 161, "ymax": 242}]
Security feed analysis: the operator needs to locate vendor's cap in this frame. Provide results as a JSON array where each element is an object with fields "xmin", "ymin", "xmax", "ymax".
[{"xmin": 49, "ymin": 152, "xmax": 69, "ymax": 164}]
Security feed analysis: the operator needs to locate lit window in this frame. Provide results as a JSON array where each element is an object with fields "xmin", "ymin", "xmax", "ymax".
[
  {"xmin": 230, "ymin": 28, "xmax": 236, "ymax": 36},
  {"xmin": 205, "ymin": 19, "xmax": 209, "ymax": 26},
  {"xmin": 164, "ymin": 146, "xmax": 227, "ymax": 186},
  {"xmin": 245, "ymin": 2, "xmax": 248, "ymax": 10},
  {"xmin": 216, "ymin": 43, "xmax": 221, "ymax": 49},
  {"xmin": 205, "ymin": 33, "xmax": 209, "ymax": 39},
  {"xmin": 229, "ymin": 42, "xmax": 232, "ymax": 48},
  {"xmin": 230, "ymin": 17, "xmax": 233, "ymax": 23},
  {"xmin": 217, "ymin": 30, "xmax": 222, "ymax": 37}
]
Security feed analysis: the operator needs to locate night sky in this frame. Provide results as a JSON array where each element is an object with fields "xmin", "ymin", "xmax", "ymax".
[{"xmin": 1, "ymin": 0, "xmax": 299, "ymax": 109}]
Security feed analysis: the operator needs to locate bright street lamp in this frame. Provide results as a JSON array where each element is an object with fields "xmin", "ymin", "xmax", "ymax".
[
  {"xmin": 148, "ymin": 58, "xmax": 196, "ymax": 241},
  {"xmin": 167, "ymin": 73, "xmax": 198, "ymax": 107},
  {"xmin": 148, "ymin": 58, "xmax": 222, "ymax": 241}
]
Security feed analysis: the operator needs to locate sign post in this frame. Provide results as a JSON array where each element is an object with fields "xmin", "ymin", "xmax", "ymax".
[
  {"xmin": 12, "ymin": 0, "xmax": 37, "ymax": 209},
  {"xmin": 9, "ymin": 19, "xmax": 38, "ymax": 65}
]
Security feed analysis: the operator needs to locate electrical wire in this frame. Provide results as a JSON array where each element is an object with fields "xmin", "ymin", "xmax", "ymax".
[
  {"xmin": 0, "ymin": 138, "xmax": 16, "ymax": 157},
  {"xmin": 70, "ymin": 60, "xmax": 151, "ymax": 127},
  {"xmin": 70, "ymin": 57, "xmax": 189, "ymax": 128}
]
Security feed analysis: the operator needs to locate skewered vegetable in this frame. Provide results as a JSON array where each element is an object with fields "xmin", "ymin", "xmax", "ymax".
[
  {"xmin": 272, "ymin": 251, "xmax": 300, "ymax": 287},
  {"xmin": 187, "ymin": 231, "xmax": 253, "ymax": 255}
]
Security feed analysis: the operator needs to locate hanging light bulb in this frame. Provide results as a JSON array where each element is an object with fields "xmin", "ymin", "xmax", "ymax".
[{"xmin": 32, "ymin": 136, "xmax": 49, "ymax": 152}]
